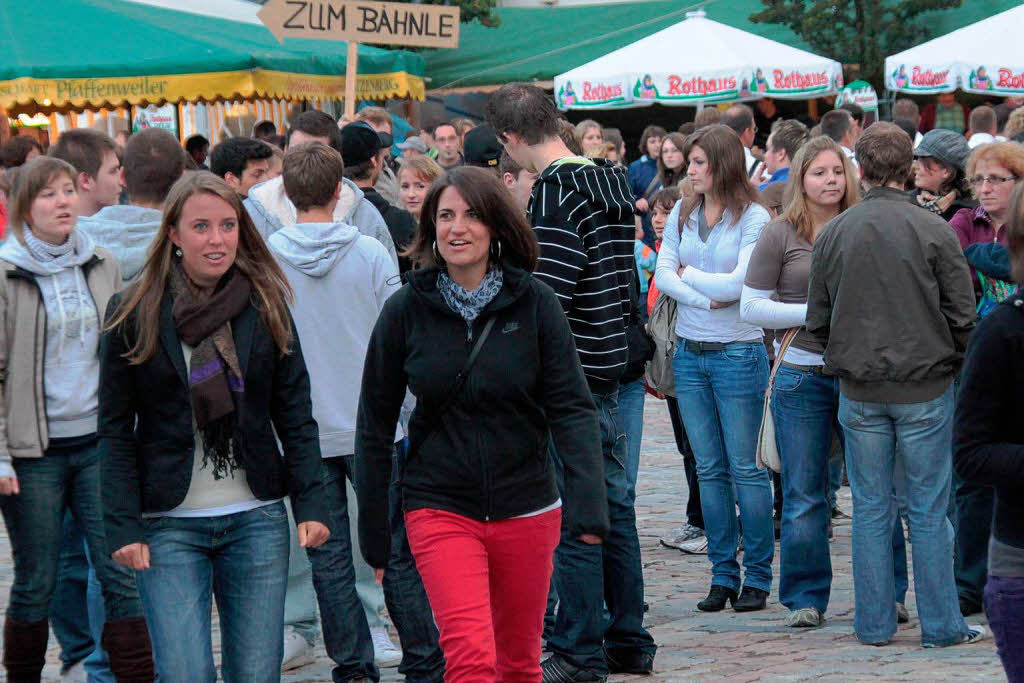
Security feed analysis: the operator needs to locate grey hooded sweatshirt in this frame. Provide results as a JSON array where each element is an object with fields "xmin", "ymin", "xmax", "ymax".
[
  {"xmin": 245, "ymin": 176, "xmax": 399, "ymax": 270},
  {"xmin": 76, "ymin": 205, "xmax": 162, "ymax": 287},
  {"xmin": 268, "ymin": 221, "xmax": 402, "ymax": 456},
  {"xmin": 0, "ymin": 231, "xmax": 102, "ymax": 440}
]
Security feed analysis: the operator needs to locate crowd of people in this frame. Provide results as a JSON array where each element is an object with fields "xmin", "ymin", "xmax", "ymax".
[{"xmin": 0, "ymin": 85, "xmax": 1022, "ymax": 683}]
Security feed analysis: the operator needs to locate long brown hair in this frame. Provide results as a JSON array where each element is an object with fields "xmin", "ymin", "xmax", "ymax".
[
  {"xmin": 405, "ymin": 166, "xmax": 539, "ymax": 271},
  {"xmin": 680, "ymin": 124, "xmax": 759, "ymax": 221},
  {"xmin": 106, "ymin": 172, "xmax": 294, "ymax": 363},
  {"xmin": 657, "ymin": 132, "xmax": 687, "ymax": 189},
  {"xmin": 778, "ymin": 136, "xmax": 860, "ymax": 243}
]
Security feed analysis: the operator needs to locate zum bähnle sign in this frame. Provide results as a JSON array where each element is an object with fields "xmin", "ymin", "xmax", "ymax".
[{"xmin": 258, "ymin": 0, "xmax": 460, "ymax": 49}]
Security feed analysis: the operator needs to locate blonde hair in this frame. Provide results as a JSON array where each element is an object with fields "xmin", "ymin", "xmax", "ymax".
[
  {"xmin": 398, "ymin": 156, "xmax": 444, "ymax": 185},
  {"xmin": 966, "ymin": 142, "xmax": 1024, "ymax": 199},
  {"xmin": 778, "ymin": 136, "xmax": 860, "ymax": 243},
  {"xmin": 355, "ymin": 106, "xmax": 392, "ymax": 130},
  {"xmin": 574, "ymin": 119, "xmax": 602, "ymax": 144},
  {"xmin": 106, "ymin": 172, "xmax": 294, "ymax": 363},
  {"xmin": 586, "ymin": 142, "xmax": 617, "ymax": 160},
  {"xmin": 1004, "ymin": 107, "xmax": 1024, "ymax": 140},
  {"xmin": 7, "ymin": 156, "xmax": 78, "ymax": 245}
]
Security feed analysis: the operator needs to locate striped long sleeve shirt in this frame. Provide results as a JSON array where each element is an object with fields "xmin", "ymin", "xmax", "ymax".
[{"xmin": 527, "ymin": 157, "xmax": 637, "ymax": 395}]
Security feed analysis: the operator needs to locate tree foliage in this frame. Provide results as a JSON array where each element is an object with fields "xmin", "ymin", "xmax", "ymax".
[
  {"xmin": 412, "ymin": 0, "xmax": 500, "ymax": 27},
  {"xmin": 749, "ymin": 0, "xmax": 961, "ymax": 87}
]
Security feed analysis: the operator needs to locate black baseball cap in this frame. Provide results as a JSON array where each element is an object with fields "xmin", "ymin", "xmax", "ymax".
[
  {"xmin": 340, "ymin": 122, "xmax": 382, "ymax": 166},
  {"xmin": 463, "ymin": 124, "xmax": 502, "ymax": 168}
]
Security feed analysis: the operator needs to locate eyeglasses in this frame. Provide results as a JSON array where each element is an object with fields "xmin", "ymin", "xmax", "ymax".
[{"xmin": 970, "ymin": 175, "xmax": 1018, "ymax": 188}]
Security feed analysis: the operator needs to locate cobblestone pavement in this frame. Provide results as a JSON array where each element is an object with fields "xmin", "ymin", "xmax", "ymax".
[{"xmin": 5, "ymin": 398, "xmax": 1004, "ymax": 681}]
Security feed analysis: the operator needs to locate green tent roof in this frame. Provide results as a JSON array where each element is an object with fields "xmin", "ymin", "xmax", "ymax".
[
  {"xmin": 0, "ymin": 0, "xmax": 425, "ymax": 108},
  {"xmin": 423, "ymin": 0, "xmax": 1019, "ymax": 90}
]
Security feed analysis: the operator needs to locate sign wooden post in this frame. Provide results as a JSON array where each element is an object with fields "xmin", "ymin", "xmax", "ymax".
[
  {"xmin": 259, "ymin": 0, "xmax": 459, "ymax": 117},
  {"xmin": 345, "ymin": 40, "xmax": 359, "ymax": 120}
]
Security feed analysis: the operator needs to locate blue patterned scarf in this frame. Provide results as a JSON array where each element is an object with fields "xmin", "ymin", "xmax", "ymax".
[{"xmin": 438, "ymin": 266, "xmax": 503, "ymax": 339}]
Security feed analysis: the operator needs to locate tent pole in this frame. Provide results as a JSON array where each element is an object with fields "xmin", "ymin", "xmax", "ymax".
[{"xmin": 345, "ymin": 42, "xmax": 359, "ymax": 121}]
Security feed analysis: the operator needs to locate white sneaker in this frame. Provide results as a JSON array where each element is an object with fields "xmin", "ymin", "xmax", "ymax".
[
  {"xmin": 281, "ymin": 627, "xmax": 316, "ymax": 672},
  {"xmin": 660, "ymin": 524, "xmax": 705, "ymax": 551},
  {"xmin": 61, "ymin": 661, "xmax": 87, "ymax": 683},
  {"xmin": 923, "ymin": 624, "xmax": 987, "ymax": 648},
  {"xmin": 371, "ymin": 626, "xmax": 402, "ymax": 668},
  {"xmin": 680, "ymin": 534, "xmax": 709, "ymax": 554}
]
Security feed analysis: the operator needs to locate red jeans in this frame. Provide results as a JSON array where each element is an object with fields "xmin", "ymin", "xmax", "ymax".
[{"xmin": 405, "ymin": 507, "xmax": 562, "ymax": 683}]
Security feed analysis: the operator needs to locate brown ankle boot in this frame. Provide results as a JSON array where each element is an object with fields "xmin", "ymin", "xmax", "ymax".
[
  {"xmin": 3, "ymin": 616, "xmax": 48, "ymax": 683},
  {"xmin": 102, "ymin": 617, "xmax": 156, "ymax": 682}
]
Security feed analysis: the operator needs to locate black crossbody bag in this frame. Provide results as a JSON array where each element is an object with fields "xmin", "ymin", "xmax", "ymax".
[{"xmin": 408, "ymin": 316, "xmax": 497, "ymax": 457}]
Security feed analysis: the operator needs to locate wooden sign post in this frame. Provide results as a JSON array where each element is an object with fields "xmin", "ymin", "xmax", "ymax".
[{"xmin": 258, "ymin": 0, "xmax": 461, "ymax": 118}]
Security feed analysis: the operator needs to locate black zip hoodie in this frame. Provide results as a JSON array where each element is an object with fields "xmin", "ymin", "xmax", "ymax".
[
  {"xmin": 528, "ymin": 157, "xmax": 637, "ymax": 395},
  {"xmin": 354, "ymin": 265, "xmax": 610, "ymax": 569}
]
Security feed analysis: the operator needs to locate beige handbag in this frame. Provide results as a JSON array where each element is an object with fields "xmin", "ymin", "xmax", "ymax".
[{"xmin": 755, "ymin": 328, "xmax": 800, "ymax": 473}]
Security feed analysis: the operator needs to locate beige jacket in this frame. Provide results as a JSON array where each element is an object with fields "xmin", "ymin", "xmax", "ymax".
[{"xmin": 0, "ymin": 248, "xmax": 120, "ymax": 467}]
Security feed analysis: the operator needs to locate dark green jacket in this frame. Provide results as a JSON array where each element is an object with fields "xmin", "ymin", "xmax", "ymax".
[{"xmin": 806, "ymin": 186, "xmax": 976, "ymax": 403}]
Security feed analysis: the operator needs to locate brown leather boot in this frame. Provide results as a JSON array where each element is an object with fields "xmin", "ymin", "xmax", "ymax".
[
  {"xmin": 102, "ymin": 617, "xmax": 156, "ymax": 682},
  {"xmin": 3, "ymin": 616, "xmax": 48, "ymax": 683}
]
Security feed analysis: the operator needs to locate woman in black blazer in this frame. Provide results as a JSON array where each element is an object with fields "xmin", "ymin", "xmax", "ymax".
[{"xmin": 99, "ymin": 172, "xmax": 328, "ymax": 683}]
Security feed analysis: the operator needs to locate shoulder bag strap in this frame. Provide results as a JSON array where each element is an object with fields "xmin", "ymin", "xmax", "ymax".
[
  {"xmin": 768, "ymin": 328, "xmax": 801, "ymax": 389},
  {"xmin": 409, "ymin": 315, "xmax": 497, "ymax": 456},
  {"xmin": 642, "ymin": 173, "xmax": 662, "ymax": 201}
]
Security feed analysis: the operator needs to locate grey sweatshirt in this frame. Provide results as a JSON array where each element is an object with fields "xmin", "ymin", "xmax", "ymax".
[
  {"xmin": 76, "ymin": 205, "xmax": 162, "ymax": 287},
  {"xmin": 268, "ymin": 221, "xmax": 402, "ymax": 456},
  {"xmin": 0, "ymin": 232, "xmax": 101, "ymax": 438}
]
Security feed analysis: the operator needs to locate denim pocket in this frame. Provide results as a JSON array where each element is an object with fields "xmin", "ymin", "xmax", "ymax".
[
  {"xmin": 722, "ymin": 344, "xmax": 758, "ymax": 363},
  {"xmin": 773, "ymin": 367, "xmax": 804, "ymax": 392},
  {"xmin": 257, "ymin": 501, "xmax": 288, "ymax": 520}
]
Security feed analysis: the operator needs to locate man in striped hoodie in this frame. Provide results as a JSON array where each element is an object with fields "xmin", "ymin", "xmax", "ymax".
[{"xmin": 487, "ymin": 84, "xmax": 657, "ymax": 683}]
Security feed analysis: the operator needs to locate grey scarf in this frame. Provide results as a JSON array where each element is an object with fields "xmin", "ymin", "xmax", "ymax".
[
  {"xmin": 438, "ymin": 266, "xmax": 503, "ymax": 340},
  {"xmin": 24, "ymin": 229, "xmax": 77, "ymax": 269}
]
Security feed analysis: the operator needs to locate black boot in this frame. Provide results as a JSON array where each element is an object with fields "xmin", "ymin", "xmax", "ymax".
[
  {"xmin": 102, "ymin": 617, "xmax": 156, "ymax": 682},
  {"xmin": 3, "ymin": 616, "xmax": 48, "ymax": 683},
  {"xmin": 697, "ymin": 585, "xmax": 737, "ymax": 612},
  {"xmin": 605, "ymin": 647, "xmax": 654, "ymax": 675},
  {"xmin": 734, "ymin": 586, "xmax": 769, "ymax": 612}
]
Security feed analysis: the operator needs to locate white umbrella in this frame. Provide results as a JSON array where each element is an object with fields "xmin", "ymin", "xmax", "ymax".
[
  {"xmin": 553, "ymin": 9, "xmax": 843, "ymax": 110},
  {"xmin": 885, "ymin": 4, "xmax": 1024, "ymax": 96}
]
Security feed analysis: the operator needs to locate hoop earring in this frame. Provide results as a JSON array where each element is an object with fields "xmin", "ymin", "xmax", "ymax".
[
  {"xmin": 491, "ymin": 240, "xmax": 502, "ymax": 261},
  {"xmin": 432, "ymin": 240, "xmax": 442, "ymax": 262}
]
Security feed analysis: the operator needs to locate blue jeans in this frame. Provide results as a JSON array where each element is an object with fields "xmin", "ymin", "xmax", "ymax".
[
  {"xmin": 953, "ymin": 475, "xmax": 993, "ymax": 607},
  {"xmin": 839, "ymin": 386, "xmax": 969, "ymax": 646},
  {"xmin": 665, "ymin": 396, "xmax": 702, "ymax": 529},
  {"xmin": 549, "ymin": 391, "xmax": 656, "ymax": 675},
  {"xmin": 306, "ymin": 457, "xmax": 379, "ymax": 683},
  {"xmin": 51, "ymin": 511, "xmax": 95, "ymax": 670},
  {"xmin": 383, "ymin": 443, "xmax": 445, "ymax": 682},
  {"xmin": 618, "ymin": 379, "xmax": 646, "ymax": 499},
  {"xmin": 51, "ymin": 510, "xmax": 115, "ymax": 680},
  {"xmin": 138, "ymin": 502, "xmax": 290, "ymax": 683},
  {"xmin": 673, "ymin": 341, "xmax": 773, "ymax": 592},
  {"xmin": 772, "ymin": 367, "xmax": 840, "ymax": 613},
  {"xmin": 0, "ymin": 438, "xmax": 142, "ymax": 624},
  {"xmin": 984, "ymin": 575, "xmax": 1024, "ymax": 681}
]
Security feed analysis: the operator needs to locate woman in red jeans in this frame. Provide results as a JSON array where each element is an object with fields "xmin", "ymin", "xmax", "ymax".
[{"xmin": 355, "ymin": 167, "xmax": 609, "ymax": 682}]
